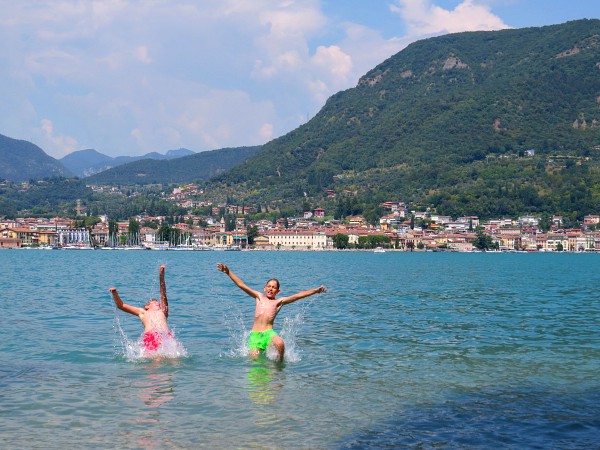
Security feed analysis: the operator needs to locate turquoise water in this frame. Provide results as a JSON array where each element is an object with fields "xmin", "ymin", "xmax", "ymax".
[{"xmin": 1, "ymin": 250, "xmax": 599, "ymax": 449}]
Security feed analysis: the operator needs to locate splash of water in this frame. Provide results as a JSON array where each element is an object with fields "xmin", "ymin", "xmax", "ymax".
[
  {"xmin": 273, "ymin": 313, "xmax": 305, "ymax": 363},
  {"xmin": 220, "ymin": 301, "xmax": 250, "ymax": 358},
  {"xmin": 113, "ymin": 312, "xmax": 187, "ymax": 361}
]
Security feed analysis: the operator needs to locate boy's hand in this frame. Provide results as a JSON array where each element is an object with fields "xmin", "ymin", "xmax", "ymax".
[
  {"xmin": 217, "ymin": 263, "xmax": 229, "ymax": 274},
  {"xmin": 109, "ymin": 287, "xmax": 117, "ymax": 293},
  {"xmin": 317, "ymin": 286, "xmax": 327, "ymax": 293}
]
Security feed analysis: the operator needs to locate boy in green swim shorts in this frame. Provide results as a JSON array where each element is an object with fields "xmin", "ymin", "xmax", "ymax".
[
  {"xmin": 217, "ymin": 263, "xmax": 327, "ymax": 361},
  {"xmin": 248, "ymin": 329, "xmax": 278, "ymax": 352}
]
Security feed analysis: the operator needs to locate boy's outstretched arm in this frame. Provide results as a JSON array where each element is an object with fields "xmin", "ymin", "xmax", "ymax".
[
  {"xmin": 279, "ymin": 286, "xmax": 327, "ymax": 306},
  {"xmin": 109, "ymin": 287, "xmax": 144, "ymax": 316},
  {"xmin": 217, "ymin": 263, "xmax": 260, "ymax": 299},
  {"xmin": 159, "ymin": 264, "xmax": 168, "ymax": 318}
]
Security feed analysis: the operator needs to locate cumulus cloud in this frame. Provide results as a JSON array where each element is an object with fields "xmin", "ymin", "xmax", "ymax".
[
  {"xmin": 251, "ymin": 1, "xmax": 328, "ymax": 80},
  {"xmin": 312, "ymin": 46, "xmax": 353, "ymax": 83},
  {"xmin": 259, "ymin": 123, "xmax": 274, "ymax": 140},
  {"xmin": 307, "ymin": 79, "xmax": 329, "ymax": 105},
  {"xmin": 305, "ymin": 45, "xmax": 354, "ymax": 104},
  {"xmin": 40, "ymin": 118, "xmax": 79, "ymax": 157},
  {"xmin": 390, "ymin": 0, "xmax": 509, "ymax": 36}
]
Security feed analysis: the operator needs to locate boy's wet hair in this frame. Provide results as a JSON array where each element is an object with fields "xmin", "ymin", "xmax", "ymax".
[
  {"xmin": 266, "ymin": 278, "xmax": 280, "ymax": 289},
  {"xmin": 144, "ymin": 298, "xmax": 159, "ymax": 309}
]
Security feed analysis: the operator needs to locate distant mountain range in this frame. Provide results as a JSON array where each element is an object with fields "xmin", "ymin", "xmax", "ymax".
[
  {"xmin": 59, "ymin": 148, "xmax": 195, "ymax": 177},
  {"xmin": 0, "ymin": 133, "xmax": 257, "ymax": 184},
  {"xmin": 84, "ymin": 146, "xmax": 261, "ymax": 185}
]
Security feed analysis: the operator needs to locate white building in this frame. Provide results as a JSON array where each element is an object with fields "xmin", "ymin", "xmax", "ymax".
[{"xmin": 267, "ymin": 230, "xmax": 328, "ymax": 250}]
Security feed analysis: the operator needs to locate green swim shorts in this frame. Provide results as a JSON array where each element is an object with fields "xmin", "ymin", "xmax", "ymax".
[{"xmin": 248, "ymin": 329, "xmax": 278, "ymax": 351}]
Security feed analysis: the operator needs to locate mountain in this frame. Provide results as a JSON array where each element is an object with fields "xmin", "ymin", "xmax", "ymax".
[
  {"xmin": 0, "ymin": 134, "xmax": 72, "ymax": 181},
  {"xmin": 85, "ymin": 146, "xmax": 261, "ymax": 185},
  {"xmin": 59, "ymin": 149, "xmax": 113, "ymax": 177},
  {"xmin": 148, "ymin": 148, "xmax": 196, "ymax": 159},
  {"xmin": 210, "ymin": 19, "xmax": 600, "ymax": 219},
  {"xmin": 60, "ymin": 147, "xmax": 196, "ymax": 177}
]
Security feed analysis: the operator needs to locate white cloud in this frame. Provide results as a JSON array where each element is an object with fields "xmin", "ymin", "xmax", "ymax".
[
  {"xmin": 259, "ymin": 123, "xmax": 274, "ymax": 140},
  {"xmin": 259, "ymin": 5, "xmax": 325, "ymax": 40},
  {"xmin": 390, "ymin": 0, "xmax": 509, "ymax": 36},
  {"xmin": 312, "ymin": 45, "xmax": 353, "ymax": 83},
  {"xmin": 120, "ymin": 81, "xmax": 281, "ymax": 153},
  {"xmin": 251, "ymin": 1, "xmax": 328, "ymax": 80},
  {"xmin": 40, "ymin": 118, "xmax": 79, "ymax": 157},
  {"xmin": 307, "ymin": 79, "xmax": 329, "ymax": 105},
  {"xmin": 304, "ymin": 45, "xmax": 354, "ymax": 104}
]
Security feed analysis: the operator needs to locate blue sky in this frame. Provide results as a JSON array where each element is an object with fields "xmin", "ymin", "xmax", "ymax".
[{"xmin": 0, "ymin": 1, "xmax": 597, "ymax": 159}]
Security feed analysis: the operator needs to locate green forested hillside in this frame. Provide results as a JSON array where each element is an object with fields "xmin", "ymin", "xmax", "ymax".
[
  {"xmin": 210, "ymin": 20, "xmax": 600, "ymax": 221},
  {"xmin": 0, "ymin": 177, "xmax": 188, "ymax": 219},
  {"xmin": 85, "ymin": 146, "xmax": 261, "ymax": 185}
]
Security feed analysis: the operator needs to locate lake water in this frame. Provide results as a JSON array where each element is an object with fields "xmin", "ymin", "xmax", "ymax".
[{"xmin": 0, "ymin": 250, "xmax": 599, "ymax": 449}]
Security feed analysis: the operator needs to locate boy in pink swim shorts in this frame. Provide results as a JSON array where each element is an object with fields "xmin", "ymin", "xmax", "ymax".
[{"xmin": 110, "ymin": 264, "xmax": 172, "ymax": 352}]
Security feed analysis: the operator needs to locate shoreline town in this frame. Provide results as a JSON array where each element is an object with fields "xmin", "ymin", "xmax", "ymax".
[{"xmin": 2, "ymin": 200, "xmax": 599, "ymax": 252}]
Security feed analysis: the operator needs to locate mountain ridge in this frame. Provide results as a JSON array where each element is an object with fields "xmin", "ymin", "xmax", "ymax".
[
  {"xmin": 84, "ymin": 146, "xmax": 262, "ymax": 185},
  {"xmin": 59, "ymin": 147, "xmax": 196, "ymax": 177}
]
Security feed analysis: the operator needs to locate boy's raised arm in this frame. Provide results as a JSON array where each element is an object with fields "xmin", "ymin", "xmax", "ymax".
[
  {"xmin": 217, "ymin": 263, "xmax": 260, "ymax": 299},
  {"xmin": 279, "ymin": 286, "xmax": 327, "ymax": 306},
  {"xmin": 159, "ymin": 264, "xmax": 168, "ymax": 318},
  {"xmin": 109, "ymin": 287, "xmax": 144, "ymax": 316}
]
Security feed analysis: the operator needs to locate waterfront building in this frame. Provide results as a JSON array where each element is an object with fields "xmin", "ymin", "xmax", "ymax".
[
  {"xmin": 497, "ymin": 228, "xmax": 522, "ymax": 251},
  {"xmin": 3, "ymin": 227, "xmax": 57, "ymax": 247},
  {"xmin": 445, "ymin": 234, "xmax": 475, "ymax": 252},
  {"xmin": 252, "ymin": 235, "xmax": 272, "ymax": 249},
  {"xmin": 212, "ymin": 229, "xmax": 248, "ymax": 248},
  {"xmin": 58, "ymin": 228, "xmax": 91, "ymax": 247},
  {"xmin": 0, "ymin": 237, "xmax": 21, "ymax": 248},
  {"xmin": 267, "ymin": 229, "xmax": 328, "ymax": 250},
  {"xmin": 190, "ymin": 228, "xmax": 213, "ymax": 247},
  {"xmin": 546, "ymin": 233, "xmax": 568, "ymax": 251},
  {"xmin": 212, "ymin": 219, "xmax": 248, "ymax": 248},
  {"xmin": 91, "ymin": 224, "xmax": 109, "ymax": 246}
]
